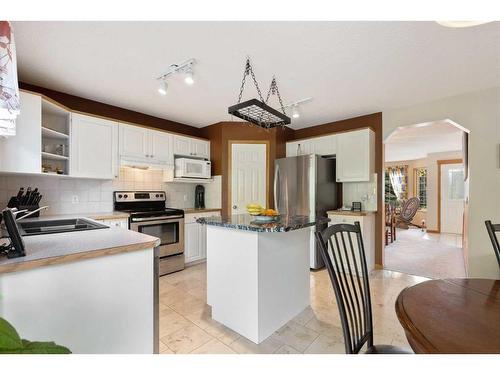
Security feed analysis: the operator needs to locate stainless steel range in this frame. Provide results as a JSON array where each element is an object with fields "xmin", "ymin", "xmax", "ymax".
[{"xmin": 114, "ymin": 191, "xmax": 184, "ymax": 275}]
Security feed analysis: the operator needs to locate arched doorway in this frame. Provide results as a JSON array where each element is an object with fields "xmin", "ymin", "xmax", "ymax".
[{"xmin": 382, "ymin": 119, "xmax": 470, "ymax": 279}]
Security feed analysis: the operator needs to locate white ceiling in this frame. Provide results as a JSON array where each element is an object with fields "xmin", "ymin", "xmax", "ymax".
[
  {"xmin": 12, "ymin": 21, "xmax": 500, "ymax": 129},
  {"xmin": 384, "ymin": 120, "xmax": 463, "ymax": 162}
]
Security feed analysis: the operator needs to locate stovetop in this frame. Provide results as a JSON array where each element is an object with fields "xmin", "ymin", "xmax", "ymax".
[{"xmin": 113, "ymin": 191, "xmax": 184, "ymax": 219}]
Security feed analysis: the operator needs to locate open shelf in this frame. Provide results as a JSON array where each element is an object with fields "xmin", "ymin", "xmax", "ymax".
[
  {"xmin": 41, "ymin": 151, "xmax": 69, "ymax": 161},
  {"xmin": 42, "ymin": 126, "xmax": 69, "ymax": 140}
]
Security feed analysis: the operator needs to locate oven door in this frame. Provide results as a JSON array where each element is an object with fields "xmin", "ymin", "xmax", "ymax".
[{"xmin": 130, "ymin": 217, "xmax": 184, "ymax": 258}]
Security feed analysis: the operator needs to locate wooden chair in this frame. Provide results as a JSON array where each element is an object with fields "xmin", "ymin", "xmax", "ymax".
[
  {"xmin": 315, "ymin": 223, "xmax": 412, "ymax": 354},
  {"xmin": 385, "ymin": 204, "xmax": 396, "ymax": 245},
  {"xmin": 395, "ymin": 197, "xmax": 420, "ymax": 229},
  {"xmin": 485, "ymin": 220, "xmax": 500, "ymax": 269}
]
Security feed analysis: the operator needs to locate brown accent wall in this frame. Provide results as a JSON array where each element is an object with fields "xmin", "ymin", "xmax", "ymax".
[
  {"xmin": 287, "ymin": 113, "xmax": 384, "ymax": 267},
  {"xmin": 19, "ymin": 82, "xmax": 203, "ymax": 138},
  {"xmin": 200, "ymin": 122, "xmax": 288, "ymax": 216}
]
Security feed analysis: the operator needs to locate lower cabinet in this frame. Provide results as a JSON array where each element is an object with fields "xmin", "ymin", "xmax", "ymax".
[
  {"xmin": 327, "ymin": 212, "xmax": 375, "ymax": 272},
  {"xmin": 94, "ymin": 218, "xmax": 129, "ymax": 229},
  {"xmin": 184, "ymin": 211, "xmax": 220, "ymax": 264}
]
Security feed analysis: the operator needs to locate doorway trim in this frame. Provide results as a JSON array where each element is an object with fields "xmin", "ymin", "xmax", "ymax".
[
  {"xmin": 437, "ymin": 158, "xmax": 463, "ymax": 233},
  {"xmin": 227, "ymin": 140, "xmax": 270, "ymax": 215}
]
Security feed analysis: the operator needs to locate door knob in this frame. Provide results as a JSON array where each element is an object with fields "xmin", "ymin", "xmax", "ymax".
[{"xmin": 232, "ymin": 205, "xmax": 237, "ymax": 209}]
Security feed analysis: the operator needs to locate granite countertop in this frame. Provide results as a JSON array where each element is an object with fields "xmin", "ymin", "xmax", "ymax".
[
  {"xmin": 183, "ymin": 208, "xmax": 222, "ymax": 214},
  {"xmin": 326, "ymin": 210, "xmax": 377, "ymax": 217},
  {"xmin": 0, "ymin": 225, "xmax": 159, "ymax": 275},
  {"xmin": 196, "ymin": 214, "xmax": 323, "ymax": 233}
]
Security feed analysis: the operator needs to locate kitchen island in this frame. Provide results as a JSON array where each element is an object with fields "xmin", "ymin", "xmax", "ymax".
[
  {"xmin": 0, "ymin": 220, "xmax": 160, "ymax": 354},
  {"xmin": 197, "ymin": 214, "xmax": 317, "ymax": 344}
]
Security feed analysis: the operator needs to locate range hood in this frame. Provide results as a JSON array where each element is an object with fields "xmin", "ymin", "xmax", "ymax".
[{"xmin": 120, "ymin": 158, "xmax": 173, "ymax": 171}]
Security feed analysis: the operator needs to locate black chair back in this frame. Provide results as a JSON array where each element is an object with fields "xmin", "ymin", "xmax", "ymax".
[
  {"xmin": 485, "ymin": 220, "xmax": 500, "ymax": 268},
  {"xmin": 315, "ymin": 222, "xmax": 373, "ymax": 354}
]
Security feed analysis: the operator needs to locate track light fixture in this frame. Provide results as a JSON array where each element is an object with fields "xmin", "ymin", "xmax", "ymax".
[
  {"xmin": 157, "ymin": 80, "xmax": 168, "ymax": 95},
  {"xmin": 156, "ymin": 58, "xmax": 196, "ymax": 95},
  {"xmin": 284, "ymin": 97, "xmax": 313, "ymax": 121}
]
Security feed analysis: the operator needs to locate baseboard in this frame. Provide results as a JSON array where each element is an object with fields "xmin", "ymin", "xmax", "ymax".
[{"xmin": 426, "ymin": 229, "xmax": 440, "ymax": 233}]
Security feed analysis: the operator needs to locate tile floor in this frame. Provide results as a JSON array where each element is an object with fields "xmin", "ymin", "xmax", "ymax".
[
  {"xmin": 385, "ymin": 228, "xmax": 466, "ymax": 279},
  {"xmin": 158, "ymin": 262, "xmax": 428, "ymax": 354}
]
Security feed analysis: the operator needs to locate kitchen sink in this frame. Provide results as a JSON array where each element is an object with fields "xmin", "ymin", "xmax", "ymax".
[{"xmin": 18, "ymin": 218, "xmax": 109, "ymax": 236}]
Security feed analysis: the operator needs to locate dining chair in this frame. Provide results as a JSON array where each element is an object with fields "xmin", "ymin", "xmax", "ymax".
[
  {"xmin": 315, "ymin": 222, "xmax": 412, "ymax": 354},
  {"xmin": 485, "ymin": 220, "xmax": 500, "ymax": 268}
]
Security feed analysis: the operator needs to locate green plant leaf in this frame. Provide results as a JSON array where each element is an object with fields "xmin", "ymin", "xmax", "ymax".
[
  {"xmin": 0, "ymin": 317, "xmax": 23, "ymax": 350},
  {"xmin": 20, "ymin": 340, "xmax": 71, "ymax": 354}
]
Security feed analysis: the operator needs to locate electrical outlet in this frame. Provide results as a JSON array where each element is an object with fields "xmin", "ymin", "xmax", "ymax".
[
  {"xmin": 72, "ymin": 195, "xmax": 79, "ymax": 204},
  {"xmin": 183, "ymin": 194, "xmax": 187, "ymax": 202}
]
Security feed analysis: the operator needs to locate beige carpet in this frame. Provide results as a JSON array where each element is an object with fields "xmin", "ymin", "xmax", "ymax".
[{"xmin": 384, "ymin": 228, "xmax": 466, "ymax": 279}]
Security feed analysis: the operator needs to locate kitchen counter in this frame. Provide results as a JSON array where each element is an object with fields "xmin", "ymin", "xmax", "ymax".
[
  {"xmin": 197, "ymin": 214, "xmax": 321, "ymax": 232},
  {"xmin": 0, "ymin": 220, "xmax": 160, "ymax": 354},
  {"xmin": 0, "ymin": 225, "xmax": 159, "ymax": 274},
  {"xmin": 326, "ymin": 210, "xmax": 376, "ymax": 216},
  {"xmin": 184, "ymin": 208, "xmax": 221, "ymax": 214}
]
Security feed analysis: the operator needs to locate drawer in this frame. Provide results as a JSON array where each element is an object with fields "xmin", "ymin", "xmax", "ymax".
[
  {"xmin": 185, "ymin": 211, "xmax": 221, "ymax": 224},
  {"xmin": 328, "ymin": 215, "xmax": 359, "ymax": 226}
]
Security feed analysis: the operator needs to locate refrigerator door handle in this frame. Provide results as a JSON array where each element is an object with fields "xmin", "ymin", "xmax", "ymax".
[{"xmin": 274, "ymin": 164, "xmax": 279, "ymax": 210}]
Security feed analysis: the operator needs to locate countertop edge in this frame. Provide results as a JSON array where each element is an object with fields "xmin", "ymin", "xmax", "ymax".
[
  {"xmin": 197, "ymin": 219, "xmax": 318, "ymax": 233},
  {"xmin": 184, "ymin": 208, "xmax": 222, "ymax": 214},
  {"xmin": 326, "ymin": 210, "xmax": 377, "ymax": 217},
  {"xmin": 0, "ymin": 238, "xmax": 160, "ymax": 275}
]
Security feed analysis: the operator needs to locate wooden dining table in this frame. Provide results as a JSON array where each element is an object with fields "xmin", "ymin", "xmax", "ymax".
[{"xmin": 395, "ymin": 278, "xmax": 500, "ymax": 354}]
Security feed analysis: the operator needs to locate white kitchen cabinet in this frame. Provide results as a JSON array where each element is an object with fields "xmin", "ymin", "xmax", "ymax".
[
  {"xmin": 70, "ymin": 113, "xmax": 119, "ymax": 179},
  {"xmin": 93, "ymin": 218, "xmax": 129, "ymax": 229},
  {"xmin": 184, "ymin": 211, "xmax": 220, "ymax": 264},
  {"xmin": 286, "ymin": 134, "xmax": 336, "ymax": 157},
  {"xmin": 149, "ymin": 129, "xmax": 173, "ymax": 164},
  {"xmin": 190, "ymin": 138, "xmax": 210, "ymax": 158},
  {"xmin": 336, "ymin": 128, "xmax": 374, "ymax": 182},
  {"xmin": 327, "ymin": 212, "xmax": 375, "ymax": 272},
  {"xmin": 174, "ymin": 135, "xmax": 210, "ymax": 159},
  {"xmin": 0, "ymin": 92, "xmax": 42, "ymax": 174},
  {"xmin": 119, "ymin": 124, "xmax": 174, "ymax": 165},
  {"xmin": 119, "ymin": 123, "xmax": 149, "ymax": 160}
]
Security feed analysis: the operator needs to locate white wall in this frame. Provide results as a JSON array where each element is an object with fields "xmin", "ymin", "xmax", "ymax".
[
  {"xmin": 342, "ymin": 173, "xmax": 378, "ymax": 211},
  {"xmin": 383, "ymin": 86, "xmax": 500, "ymax": 278},
  {"xmin": 0, "ymin": 167, "xmax": 199, "ymax": 215}
]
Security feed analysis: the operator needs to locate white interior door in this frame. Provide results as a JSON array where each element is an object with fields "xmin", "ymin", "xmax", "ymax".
[
  {"xmin": 231, "ymin": 143, "xmax": 267, "ymax": 215},
  {"xmin": 440, "ymin": 163, "xmax": 465, "ymax": 234}
]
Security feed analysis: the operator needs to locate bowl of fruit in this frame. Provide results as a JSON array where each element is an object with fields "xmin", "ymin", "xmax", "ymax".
[{"xmin": 246, "ymin": 204, "xmax": 280, "ymax": 222}]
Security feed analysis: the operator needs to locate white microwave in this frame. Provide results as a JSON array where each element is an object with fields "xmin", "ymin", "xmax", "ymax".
[{"xmin": 174, "ymin": 158, "xmax": 211, "ymax": 179}]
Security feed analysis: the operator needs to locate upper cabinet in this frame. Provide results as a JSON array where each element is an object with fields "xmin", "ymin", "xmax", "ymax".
[
  {"xmin": 119, "ymin": 124, "xmax": 174, "ymax": 165},
  {"xmin": 119, "ymin": 124, "xmax": 149, "ymax": 160},
  {"xmin": 70, "ymin": 113, "xmax": 119, "ymax": 179},
  {"xmin": 286, "ymin": 134, "xmax": 337, "ymax": 157},
  {"xmin": 0, "ymin": 91, "xmax": 41, "ymax": 174},
  {"xmin": 174, "ymin": 135, "xmax": 210, "ymax": 159},
  {"xmin": 285, "ymin": 128, "xmax": 374, "ymax": 182},
  {"xmin": 336, "ymin": 128, "xmax": 374, "ymax": 182},
  {"xmin": 149, "ymin": 129, "xmax": 174, "ymax": 164}
]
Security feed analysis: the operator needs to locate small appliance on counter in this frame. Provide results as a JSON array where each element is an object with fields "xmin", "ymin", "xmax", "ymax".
[
  {"xmin": 352, "ymin": 201, "xmax": 362, "ymax": 211},
  {"xmin": 195, "ymin": 185, "xmax": 205, "ymax": 209},
  {"xmin": 114, "ymin": 191, "xmax": 185, "ymax": 275}
]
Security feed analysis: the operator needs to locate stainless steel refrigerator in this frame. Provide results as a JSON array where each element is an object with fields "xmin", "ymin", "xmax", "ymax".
[{"xmin": 274, "ymin": 154, "xmax": 339, "ymax": 269}]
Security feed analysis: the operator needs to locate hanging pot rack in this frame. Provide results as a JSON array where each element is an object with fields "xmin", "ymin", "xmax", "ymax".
[{"xmin": 228, "ymin": 57, "xmax": 291, "ymax": 129}]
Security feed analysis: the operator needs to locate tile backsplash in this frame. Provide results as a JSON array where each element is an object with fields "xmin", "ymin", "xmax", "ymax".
[
  {"xmin": 342, "ymin": 173, "xmax": 378, "ymax": 211},
  {"xmin": 0, "ymin": 168, "xmax": 222, "ymax": 216}
]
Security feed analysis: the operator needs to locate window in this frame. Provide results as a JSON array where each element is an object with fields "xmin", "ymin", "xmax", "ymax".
[
  {"xmin": 448, "ymin": 168, "xmax": 465, "ymax": 200},
  {"xmin": 414, "ymin": 168, "xmax": 427, "ymax": 209},
  {"xmin": 384, "ymin": 172, "xmax": 397, "ymax": 204}
]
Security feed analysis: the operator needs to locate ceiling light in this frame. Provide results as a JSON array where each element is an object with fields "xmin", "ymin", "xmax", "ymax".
[
  {"xmin": 284, "ymin": 97, "xmax": 312, "ymax": 121},
  {"xmin": 156, "ymin": 58, "xmax": 196, "ymax": 95},
  {"xmin": 292, "ymin": 105, "xmax": 300, "ymax": 119},
  {"xmin": 158, "ymin": 80, "xmax": 168, "ymax": 95},
  {"xmin": 436, "ymin": 21, "xmax": 492, "ymax": 28},
  {"xmin": 184, "ymin": 70, "xmax": 194, "ymax": 85}
]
